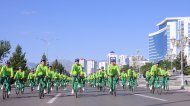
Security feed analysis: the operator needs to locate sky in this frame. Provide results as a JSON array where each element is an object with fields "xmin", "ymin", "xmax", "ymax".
[{"xmin": 0, "ymin": 0, "xmax": 190, "ymax": 63}]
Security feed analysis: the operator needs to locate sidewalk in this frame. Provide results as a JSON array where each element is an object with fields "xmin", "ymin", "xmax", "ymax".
[{"xmin": 138, "ymin": 84, "xmax": 190, "ymax": 92}]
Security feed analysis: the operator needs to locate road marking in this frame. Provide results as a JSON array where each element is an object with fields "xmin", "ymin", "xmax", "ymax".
[
  {"xmin": 134, "ymin": 94, "xmax": 168, "ymax": 102},
  {"xmin": 47, "ymin": 93, "xmax": 61, "ymax": 104}
]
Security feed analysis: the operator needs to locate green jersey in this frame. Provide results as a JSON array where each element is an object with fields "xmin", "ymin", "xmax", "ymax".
[
  {"xmin": 71, "ymin": 64, "xmax": 82, "ymax": 76},
  {"xmin": 127, "ymin": 69, "xmax": 135, "ymax": 77},
  {"xmin": 35, "ymin": 64, "xmax": 47, "ymax": 76},
  {"xmin": 14, "ymin": 70, "xmax": 25, "ymax": 79},
  {"xmin": 146, "ymin": 71, "xmax": 151, "ymax": 78},
  {"xmin": 121, "ymin": 72, "xmax": 127, "ymax": 78},
  {"xmin": 28, "ymin": 72, "xmax": 35, "ymax": 79},
  {"xmin": 0, "ymin": 65, "xmax": 14, "ymax": 77},
  {"xmin": 151, "ymin": 65, "xmax": 160, "ymax": 76},
  {"xmin": 108, "ymin": 64, "xmax": 120, "ymax": 76}
]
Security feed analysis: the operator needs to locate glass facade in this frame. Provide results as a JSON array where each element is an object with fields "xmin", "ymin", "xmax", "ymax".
[
  {"xmin": 149, "ymin": 30, "xmax": 167, "ymax": 62},
  {"xmin": 149, "ymin": 18, "xmax": 190, "ymax": 63}
]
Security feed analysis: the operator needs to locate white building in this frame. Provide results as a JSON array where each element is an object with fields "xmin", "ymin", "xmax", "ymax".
[
  {"xmin": 129, "ymin": 56, "xmax": 147, "ymax": 67},
  {"xmin": 107, "ymin": 51, "xmax": 118, "ymax": 64},
  {"xmin": 118, "ymin": 55, "xmax": 129, "ymax": 66},
  {"xmin": 149, "ymin": 17, "xmax": 190, "ymax": 64},
  {"xmin": 87, "ymin": 60, "xmax": 98, "ymax": 75},
  {"xmin": 79, "ymin": 58, "xmax": 87, "ymax": 73},
  {"xmin": 98, "ymin": 61, "xmax": 108, "ymax": 70}
]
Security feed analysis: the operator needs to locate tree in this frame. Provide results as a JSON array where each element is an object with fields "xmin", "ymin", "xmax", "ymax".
[
  {"xmin": 159, "ymin": 60, "xmax": 171, "ymax": 69},
  {"xmin": 122, "ymin": 65, "xmax": 130, "ymax": 72},
  {"xmin": 173, "ymin": 52, "xmax": 187, "ymax": 70},
  {"xmin": 140, "ymin": 63, "xmax": 153, "ymax": 76},
  {"xmin": 9, "ymin": 44, "xmax": 27, "ymax": 70},
  {"xmin": 41, "ymin": 53, "xmax": 48, "ymax": 61},
  {"xmin": 0, "ymin": 40, "xmax": 11, "ymax": 63},
  {"xmin": 184, "ymin": 66, "xmax": 190, "ymax": 75},
  {"xmin": 52, "ymin": 59, "xmax": 65, "ymax": 74}
]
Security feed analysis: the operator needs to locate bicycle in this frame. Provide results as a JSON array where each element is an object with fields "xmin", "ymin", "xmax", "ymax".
[
  {"xmin": 128, "ymin": 77, "xmax": 135, "ymax": 93},
  {"xmin": 73, "ymin": 75, "xmax": 82, "ymax": 98},
  {"xmin": 109, "ymin": 75, "xmax": 117, "ymax": 96},
  {"xmin": 28, "ymin": 79, "xmax": 35, "ymax": 93},
  {"xmin": 15, "ymin": 79, "xmax": 24, "ymax": 95},
  {"xmin": 99, "ymin": 77, "xmax": 106, "ymax": 92},
  {"xmin": 46, "ymin": 77, "xmax": 52, "ymax": 94},
  {"xmin": 151, "ymin": 76, "xmax": 162, "ymax": 95},
  {"xmin": 161, "ymin": 76, "xmax": 169, "ymax": 94},
  {"xmin": 1, "ymin": 76, "xmax": 10, "ymax": 100},
  {"xmin": 38, "ymin": 76, "xmax": 46, "ymax": 99},
  {"xmin": 54, "ymin": 79, "xmax": 60, "ymax": 92},
  {"xmin": 121, "ymin": 78, "xmax": 127, "ymax": 90}
]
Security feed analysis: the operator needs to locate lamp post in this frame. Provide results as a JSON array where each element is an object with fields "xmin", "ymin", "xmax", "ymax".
[{"xmin": 169, "ymin": 21, "xmax": 189, "ymax": 90}]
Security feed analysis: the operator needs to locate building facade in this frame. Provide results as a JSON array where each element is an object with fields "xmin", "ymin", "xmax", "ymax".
[
  {"xmin": 118, "ymin": 55, "xmax": 129, "ymax": 66},
  {"xmin": 98, "ymin": 61, "xmax": 108, "ymax": 70},
  {"xmin": 107, "ymin": 51, "xmax": 118, "ymax": 64},
  {"xmin": 79, "ymin": 58, "xmax": 87, "ymax": 73},
  {"xmin": 87, "ymin": 60, "xmax": 98, "ymax": 75},
  {"xmin": 149, "ymin": 17, "xmax": 190, "ymax": 63}
]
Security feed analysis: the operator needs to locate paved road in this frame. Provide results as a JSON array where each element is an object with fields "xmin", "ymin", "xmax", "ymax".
[{"xmin": 0, "ymin": 85, "xmax": 190, "ymax": 106}]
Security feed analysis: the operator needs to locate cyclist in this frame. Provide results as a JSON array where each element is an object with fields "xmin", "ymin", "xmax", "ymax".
[
  {"xmin": 14, "ymin": 66, "xmax": 25, "ymax": 93},
  {"xmin": 120, "ymin": 68, "xmax": 127, "ymax": 88},
  {"xmin": 0, "ymin": 61, "xmax": 14, "ymax": 95},
  {"xmin": 145, "ymin": 69, "xmax": 151, "ymax": 87},
  {"xmin": 46, "ymin": 66, "xmax": 54, "ymax": 91},
  {"xmin": 98, "ymin": 67, "xmax": 107, "ymax": 89},
  {"xmin": 35, "ymin": 59, "xmax": 48, "ymax": 93},
  {"xmin": 127, "ymin": 66, "xmax": 135, "ymax": 86},
  {"xmin": 150, "ymin": 62, "xmax": 160, "ymax": 90},
  {"xmin": 27, "ymin": 68, "xmax": 35, "ymax": 88},
  {"xmin": 161, "ymin": 66, "xmax": 171, "ymax": 89},
  {"xmin": 71, "ymin": 58, "xmax": 82, "ymax": 94},
  {"xmin": 107, "ymin": 59, "xmax": 120, "ymax": 93},
  {"xmin": 80, "ymin": 68, "xmax": 87, "ymax": 91}
]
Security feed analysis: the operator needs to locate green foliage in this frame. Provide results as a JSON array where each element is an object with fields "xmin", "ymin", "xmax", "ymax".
[
  {"xmin": 140, "ymin": 63, "xmax": 153, "ymax": 75},
  {"xmin": 52, "ymin": 59, "xmax": 70, "ymax": 76},
  {"xmin": 184, "ymin": 66, "xmax": 190, "ymax": 75},
  {"xmin": 0, "ymin": 40, "xmax": 11, "ymax": 62},
  {"xmin": 173, "ymin": 52, "xmax": 187, "ymax": 70},
  {"xmin": 159, "ymin": 60, "xmax": 171, "ymax": 69},
  {"xmin": 0, "ymin": 64, "xmax": 2, "ymax": 71},
  {"xmin": 52, "ymin": 59, "xmax": 65, "ymax": 73},
  {"xmin": 9, "ymin": 44, "xmax": 27, "ymax": 70},
  {"xmin": 122, "ymin": 65, "xmax": 130, "ymax": 72}
]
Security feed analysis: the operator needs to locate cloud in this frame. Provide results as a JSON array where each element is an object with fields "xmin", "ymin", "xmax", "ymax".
[{"xmin": 21, "ymin": 11, "xmax": 36, "ymax": 15}]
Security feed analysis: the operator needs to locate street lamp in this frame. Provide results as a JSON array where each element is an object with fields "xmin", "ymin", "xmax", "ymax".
[{"xmin": 169, "ymin": 22, "xmax": 189, "ymax": 90}]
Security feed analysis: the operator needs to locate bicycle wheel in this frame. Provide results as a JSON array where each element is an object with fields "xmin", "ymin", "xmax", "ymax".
[
  {"xmin": 75, "ymin": 91, "xmax": 78, "ymax": 98},
  {"xmin": 114, "ymin": 90, "xmax": 116, "ymax": 96},
  {"xmin": 2, "ymin": 85, "xmax": 6, "ymax": 100},
  {"xmin": 39, "ymin": 84, "xmax": 42, "ymax": 99},
  {"xmin": 15, "ymin": 86, "xmax": 19, "ymax": 95},
  {"xmin": 157, "ymin": 87, "xmax": 162, "ymax": 95},
  {"xmin": 56, "ymin": 84, "xmax": 58, "ymax": 92}
]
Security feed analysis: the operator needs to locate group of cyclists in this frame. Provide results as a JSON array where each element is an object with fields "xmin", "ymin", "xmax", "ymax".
[
  {"xmin": 0, "ymin": 59, "xmax": 71, "ymax": 98},
  {"xmin": 0, "ymin": 58, "xmax": 171, "ymax": 99},
  {"xmin": 145, "ymin": 62, "xmax": 171, "ymax": 93}
]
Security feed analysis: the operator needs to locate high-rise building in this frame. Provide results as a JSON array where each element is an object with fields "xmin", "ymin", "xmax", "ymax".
[
  {"xmin": 107, "ymin": 51, "xmax": 118, "ymax": 64},
  {"xmin": 87, "ymin": 60, "xmax": 97, "ymax": 75},
  {"xmin": 79, "ymin": 58, "xmax": 87, "ymax": 73},
  {"xmin": 149, "ymin": 17, "xmax": 190, "ymax": 63},
  {"xmin": 98, "ymin": 61, "xmax": 108, "ymax": 70}
]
